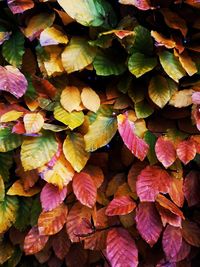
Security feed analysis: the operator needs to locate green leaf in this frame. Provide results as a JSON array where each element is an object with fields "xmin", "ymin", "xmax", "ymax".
[
  {"xmin": 128, "ymin": 52, "xmax": 157, "ymax": 78},
  {"xmin": 54, "ymin": 105, "xmax": 84, "ymax": 130},
  {"xmin": 0, "ymin": 152, "xmax": 12, "ymax": 182},
  {"xmin": 93, "ymin": 50, "xmax": 126, "ymax": 76},
  {"xmin": 21, "ymin": 131, "xmax": 58, "ymax": 171},
  {"xmin": 0, "ymin": 128, "xmax": 22, "ymax": 152},
  {"xmin": 7, "ymin": 246, "xmax": 22, "ymax": 267},
  {"xmin": 144, "ymin": 131, "xmax": 158, "ymax": 165},
  {"xmin": 135, "ymin": 100, "xmax": 154, "ymax": 119},
  {"xmin": 0, "ymin": 175, "xmax": 5, "ymax": 202},
  {"xmin": 14, "ymin": 198, "xmax": 32, "ymax": 231},
  {"xmin": 63, "ymin": 133, "xmax": 90, "ymax": 172},
  {"xmin": 84, "ymin": 114, "xmax": 117, "ymax": 151},
  {"xmin": 30, "ymin": 196, "xmax": 42, "ymax": 227},
  {"xmin": 132, "ymin": 25, "xmax": 153, "ymax": 55},
  {"xmin": 0, "ymin": 196, "xmax": 19, "ymax": 234},
  {"xmin": 2, "ymin": 31, "xmax": 25, "ymax": 68},
  {"xmin": 61, "ymin": 37, "xmax": 96, "ymax": 73},
  {"xmin": 159, "ymin": 51, "xmax": 186, "ymax": 82},
  {"xmin": 148, "ymin": 75, "xmax": 171, "ymax": 108}
]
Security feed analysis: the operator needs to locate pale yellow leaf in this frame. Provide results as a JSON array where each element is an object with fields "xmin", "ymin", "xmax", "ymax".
[
  {"xmin": 81, "ymin": 87, "xmax": 100, "ymax": 112},
  {"xmin": 40, "ymin": 26, "xmax": 68, "ymax": 46},
  {"xmin": 23, "ymin": 113, "xmax": 44, "ymax": 134},
  {"xmin": 169, "ymin": 89, "xmax": 195, "ymax": 108},
  {"xmin": 0, "ymin": 110, "xmax": 23, "ymax": 122},
  {"xmin": 60, "ymin": 86, "xmax": 81, "ymax": 112}
]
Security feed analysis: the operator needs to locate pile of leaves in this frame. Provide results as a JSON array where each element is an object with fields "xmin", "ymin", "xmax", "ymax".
[{"xmin": 0, "ymin": 0, "xmax": 200, "ymax": 266}]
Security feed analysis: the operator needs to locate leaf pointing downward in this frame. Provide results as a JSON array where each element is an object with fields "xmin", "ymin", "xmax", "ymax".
[{"xmin": 176, "ymin": 140, "xmax": 196, "ymax": 164}]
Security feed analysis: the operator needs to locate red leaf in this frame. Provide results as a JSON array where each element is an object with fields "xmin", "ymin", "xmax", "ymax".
[
  {"xmin": 183, "ymin": 171, "xmax": 200, "ymax": 207},
  {"xmin": 117, "ymin": 113, "xmax": 149, "ymax": 161},
  {"xmin": 32, "ymin": 76, "xmax": 57, "ymax": 99},
  {"xmin": 105, "ymin": 195, "xmax": 136, "ymax": 216},
  {"xmin": 72, "ymin": 172, "xmax": 97, "ymax": 208},
  {"xmin": 24, "ymin": 226, "xmax": 49, "ymax": 255},
  {"xmin": 7, "ymin": 0, "xmax": 34, "ymax": 14},
  {"xmin": 82, "ymin": 165, "xmax": 104, "ymax": 188},
  {"xmin": 40, "ymin": 183, "xmax": 67, "ymax": 212},
  {"xmin": 168, "ymin": 177, "xmax": 184, "ymax": 207},
  {"xmin": 182, "ymin": 220, "xmax": 200, "ymax": 247},
  {"xmin": 52, "ymin": 229, "xmax": 71, "ymax": 260},
  {"xmin": 176, "ymin": 140, "xmax": 196, "ymax": 164},
  {"xmin": 156, "ymin": 203, "xmax": 182, "ymax": 227},
  {"xmin": 162, "ymin": 225, "xmax": 182, "ymax": 259},
  {"xmin": 155, "ymin": 137, "xmax": 176, "ymax": 168},
  {"xmin": 135, "ymin": 202, "xmax": 163, "ymax": 247},
  {"xmin": 0, "ymin": 65, "xmax": 28, "ymax": 98},
  {"xmin": 84, "ymin": 230, "xmax": 108, "ymax": 251},
  {"xmin": 106, "ymin": 228, "xmax": 138, "ymax": 267},
  {"xmin": 12, "ymin": 121, "xmax": 26, "ymax": 134},
  {"xmin": 136, "ymin": 165, "xmax": 171, "ymax": 201}
]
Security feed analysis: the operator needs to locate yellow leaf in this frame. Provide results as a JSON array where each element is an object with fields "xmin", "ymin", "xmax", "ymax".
[
  {"xmin": 0, "ymin": 110, "xmax": 23, "ymax": 122},
  {"xmin": 176, "ymin": 50, "xmax": 197, "ymax": 76},
  {"xmin": 23, "ymin": 113, "xmax": 44, "ymax": 134},
  {"xmin": 60, "ymin": 86, "xmax": 81, "ymax": 112},
  {"xmin": 38, "ymin": 154, "xmax": 74, "ymax": 189},
  {"xmin": 169, "ymin": 89, "xmax": 194, "ymax": 108},
  {"xmin": 7, "ymin": 180, "xmax": 40, "ymax": 197},
  {"xmin": 81, "ymin": 87, "xmax": 100, "ymax": 112},
  {"xmin": 151, "ymin": 31, "xmax": 176, "ymax": 49},
  {"xmin": 40, "ymin": 26, "xmax": 68, "ymax": 46}
]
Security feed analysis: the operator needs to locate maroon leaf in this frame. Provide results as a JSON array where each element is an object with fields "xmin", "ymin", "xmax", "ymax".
[
  {"xmin": 136, "ymin": 165, "xmax": 171, "ymax": 201},
  {"xmin": 162, "ymin": 225, "xmax": 182, "ymax": 259},
  {"xmin": 52, "ymin": 229, "xmax": 71, "ymax": 260},
  {"xmin": 182, "ymin": 220, "xmax": 200, "ymax": 247},
  {"xmin": 105, "ymin": 195, "xmax": 136, "ymax": 216},
  {"xmin": 135, "ymin": 202, "xmax": 163, "ymax": 247},
  {"xmin": 106, "ymin": 228, "xmax": 138, "ymax": 267},
  {"xmin": 170, "ymin": 240, "xmax": 191, "ymax": 262},
  {"xmin": 183, "ymin": 171, "xmax": 200, "ymax": 207}
]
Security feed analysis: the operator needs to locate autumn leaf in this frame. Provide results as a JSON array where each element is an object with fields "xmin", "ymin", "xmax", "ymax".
[
  {"xmin": 183, "ymin": 171, "xmax": 200, "ymax": 207},
  {"xmin": 182, "ymin": 220, "xmax": 200, "ymax": 247},
  {"xmin": 0, "ymin": 110, "xmax": 23, "ymax": 123},
  {"xmin": 176, "ymin": 140, "xmax": 196, "ymax": 164},
  {"xmin": 156, "ymin": 203, "xmax": 182, "ymax": 228},
  {"xmin": 105, "ymin": 195, "xmax": 136, "ymax": 216},
  {"xmin": 52, "ymin": 229, "xmax": 71, "ymax": 260},
  {"xmin": 23, "ymin": 113, "xmax": 44, "ymax": 134},
  {"xmin": 169, "ymin": 177, "xmax": 184, "ymax": 208},
  {"xmin": 7, "ymin": 180, "xmax": 40, "ymax": 197},
  {"xmin": 119, "ymin": 0, "xmax": 153, "ymax": 10},
  {"xmin": 7, "ymin": 0, "xmax": 34, "ymax": 14},
  {"xmin": 169, "ymin": 89, "xmax": 194, "ymax": 108},
  {"xmin": 81, "ymin": 87, "xmax": 100, "ymax": 112},
  {"xmin": 40, "ymin": 27, "xmax": 68, "ymax": 46},
  {"xmin": 151, "ymin": 31, "xmax": 176, "ymax": 49},
  {"xmin": 60, "ymin": 86, "xmax": 81, "ymax": 112}
]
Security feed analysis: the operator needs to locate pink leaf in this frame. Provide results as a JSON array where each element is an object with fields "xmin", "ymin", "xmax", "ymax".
[
  {"xmin": 156, "ymin": 203, "xmax": 182, "ymax": 228},
  {"xmin": 162, "ymin": 225, "xmax": 182, "ymax": 259},
  {"xmin": 136, "ymin": 165, "xmax": 171, "ymax": 201},
  {"xmin": 117, "ymin": 113, "xmax": 149, "ymax": 161},
  {"xmin": 155, "ymin": 136, "xmax": 176, "ymax": 168},
  {"xmin": 135, "ymin": 202, "xmax": 163, "ymax": 247},
  {"xmin": 0, "ymin": 65, "xmax": 28, "ymax": 98},
  {"xmin": 105, "ymin": 195, "xmax": 136, "ymax": 216},
  {"xmin": 176, "ymin": 140, "xmax": 196, "ymax": 164},
  {"xmin": 40, "ymin": 183, "xmax": 67, "ymax": 212},
  {"xmin": 106, "ymin": 228, "xmax": 138, "ymax": 267},
  {"xmin": 192, "ymin": 92, "xmax": 200, "ymax": 104},
  {"xmin": 170, "ymin": 240, "xmax": 191, "ymax": 262},
  {"xmin": 183, "ymin": 171, "xmax": 200, "ymax": 207},
  {"xmin": 7, "ymin": 0, "xmax": 34, "ymax": 14}
]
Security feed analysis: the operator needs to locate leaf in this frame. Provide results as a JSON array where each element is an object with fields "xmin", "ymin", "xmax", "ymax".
[
  {"xmin": 117, "ymin": 113, "xmax": 149, "ymax": 160},
  {"xmin": 30, "ymin": 197, "xmax": 42, "ymax": 226},
  {"xmin": 21, "ymin": 131, "xmax": 58, "ymax": 171},
  {"xmin": 0, "ymin": 152, "xmax": 13, "ymax": 181},
  {"xmin": 159, "ymin": 51, "xmax": 186, "ymax": 82},
  {"xmin": 0, "ymin": 196, "xmax": 19, "ymax": 234},
  {"xmin": 162, "ymin": 225, "xmax": 182, "ymax": 259},
  {"xmin": 169, "ymin": 89, "xmax": 194, "ymax": 108},
  {"xmin": 40, "ymin": 183, "xmax": 67, "ymax": 212},
  {"xmin": 170, "ymin": 240, "xmax": 191, "ymax": 262},
  {"xmin": 63, "ymin": 133, "xmax": 89, "ymax": 172},
  {"xmin": 0, "ymin": 242, "xmax": 14, "ymax": 265},
  {"xmin": 2, "ymin": 31, "xmax": 25, "ymax": 67},
  {"xmin": 81, "ymin": 87, "xmax": 100, "ymax": 112},
  {"xmin": 6, "ymin": 246, "xmax": 22, "ymax": 267},
  {"xmin": 23, "ymin": 113, "xmax": 44, "ymax": 134},
  {"xmin": 0, "ymin": 110, "xmax": 23, "ymax": 122},
  {"xmin": 132, "ymin": 25, "xmax": 154, "ymax": 54},
  {"xmin": 192, "ymin": 92, "xmax": 200, "ymax": 104},
  {"xmin": 7, "ymin": 0, "xmax": 34, "ymax": 14},
  {"xmin": 60, "ymin": 86, "xmax": 81, "ymax": 112},
  {"xmin": 156, "ymin": 203, "xmax": 182, "ymax": 228},
  {"xmin": 182, "ymin": 220, "xmax": 200, "ymax": 247},
  {"xmin": 151, "ymin": 31, "xmax": 176, "ymax": 49},
  {"xmin": 148, "ymin": 75, "xmax": 171, "ymax": 108},
  {"xmin": 23, "ymin": 13, "xmax": 55, "ymax": 41},
  {"xmin": 24, "ymin": 226, "xmax": 49, "ymax": 255},
  {"xmin": 135, "ymin": 100, "xmax": 154, "ymax": 119},
  {"xmin": 105, "ymin": 195, "xmax": 136, "ymax": 216},
  {"xmin": 106, "ymin": 228, "xmax": 138, "ymax": 267},
  {"xmin": 7, "ymin": 180, "xmax": 40, "ymax": 197},
  {"xmin": 176, "ymin": 140, "xmax": 196, "ymax": 164},
  {"xmin": 14, "ymin": 197, "xmax": 32, "ymax": 231},
  {"xmin": 0, "ymin": 65, "xmax": 27, "ymax": 98},
  {"xmin": 40, "ymin": 26, "xmax": 68, "ymax": 46},
  {"xmin": 66, "ymin": 202, "xmax": 94, "ymax": 242},
  {"xmin": 128, "ymin": 52, "xmax": 157, "ymax": 78},
  {"xmin": 38, "ymin": 204, "xmax": 68, "ymax": 235},
  {"xmin": 136, "ymin": 165, "xmax": 171, "ymax": 201},
  {"xmin": 0, "ymin": 127, "xmax": 22, "ymax": 152},
  {"xmin": 52, "ymin": 229, "xmax": 71, "ymax": 260},
  {"xmin": 61, "ymin": 37, "xmax": 96, "ymax": 73},
  {"xmin": 54, "ymin": 105, "xmax": 84, "ymax": 130},
  {"xmin": 83, "ymin": 165, "xmax": 104, "ymax": 188},
  {"xmin": 72, "ymin": 172, "xmax": 97, "ymax": 208},
  {"xmin": 0, "ymin": 176, "xmax": 4, "ymax": 202},
  {"xmin": 169, "ymin": 177, "xmax": 184, "ymax": 208},
  {"xmin": 177, "ymin": 50, "xmax": 197, "ymax": 76},
  {"xmin": 39, "ymin": 154, "xmax": 74, "ymax": 189},
  {"xmin": 84, "ymin": 114, "xmax": 117, "ymax": 152},
  {"xmin": 119, "ymin": 0, "xmax": 153, "ymax": 11},
  {"xmin": 144, "ymin": 131, "xmax": 158, "ymax": 165},
  {"xmin": 155, "ymin": 136, "xmax": 176, "ymax": 168},
  {"xmin": 183, "ymin": 171, "xmax": 200, "ymax": 207},
  {"xmin": 135, "ymin": 202, "xmax": 162, "ymax": 247}
]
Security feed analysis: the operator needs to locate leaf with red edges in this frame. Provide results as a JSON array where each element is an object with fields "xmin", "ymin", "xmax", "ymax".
[
  {"xmin": 7, "ymin": 0, "xmax": 34, "ymax": 14},
  {"xmin": 135, "ymin": 202, "xmax": 163, "ymax": 247},
  {"xmin": 182, "ymin": 220, "xmax": 200, "ymax": 247},
  {"xmin": 24, "ymin": 226, "xmax": 49, "ymax": 255},
  {"xmin": 176, "ymin": 140, "xmax": 196, "ymax": 164},
  {"xmin": 117, "ymin": 113, "xmax": 149, "ymax": 161},
  {"xmin": 72, "ymin": 172, "xmax": 97, "ymax": 208},
  {"xmin": 105, "ymin": 195, "xmax": 136, "ymax": 216},
  {"xmin": 52, "ymin": 229, "xmax": 71, "ymax": 260},
  {"xmin": 106, "ymin": 228, "xmax": 138, "ymax": 267},
  {"xmin": 162, "ymin": 225, "xmax": 182, "ymax": 259},
  {"xmin": 183, "ymin": 171, "xmax": 200, "ymax": 207},
  {"xmin": 136, "ymin": 165, "xmax": 171, "ymax": 201},
  {"xmin": 155, "ymin": 136, "xmax": 176, "ymax": 168},
  {"xmin": 40, "ymin": 183, "xmax": 67, "ymax": 212},
  {"xmin": 38, "ymin": 204, "xmax": 68, "ymax": 235},
  {"xmin": 156, "ymin": 203, "xmax": 182, "ymax": 227}
]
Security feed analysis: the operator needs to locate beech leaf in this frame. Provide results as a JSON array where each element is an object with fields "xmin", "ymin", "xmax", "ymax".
[
  {"xmin": 105, "ymin": 195, "xmax": 136, "ymax": 216},
  {"xmin": 176, "ymin": 140, "xmax": 196, "ymax": 164}
]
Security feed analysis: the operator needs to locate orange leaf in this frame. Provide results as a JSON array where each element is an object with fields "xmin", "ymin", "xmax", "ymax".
[
  {"xmin": 156, "ymin": 203, "xmax": 182, "ymax": 227},
  {"xmin": 60, "ymin": 86, "xmax": 81, "ymax": 112},
  {"xmin": 7, "ymin": 179, "xmax": 40, "ymax": 197},
  {"xmin": 168, "ymin": 177, "xmax": 184, "ymax": 208},
  {"xmin": 105, "ymin": 195, "xmax": 136, "ymax": 216},
  {"xmin": 176, "ymin": 140, "xmax": 196, "ymax": 164},
  {"xmin": 182, "ymin": 220, "xmax": 200, "ymax": 247},
  {"xmin": 82, "ymin": 165, "xmax": 104, "ymax": 188}
]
